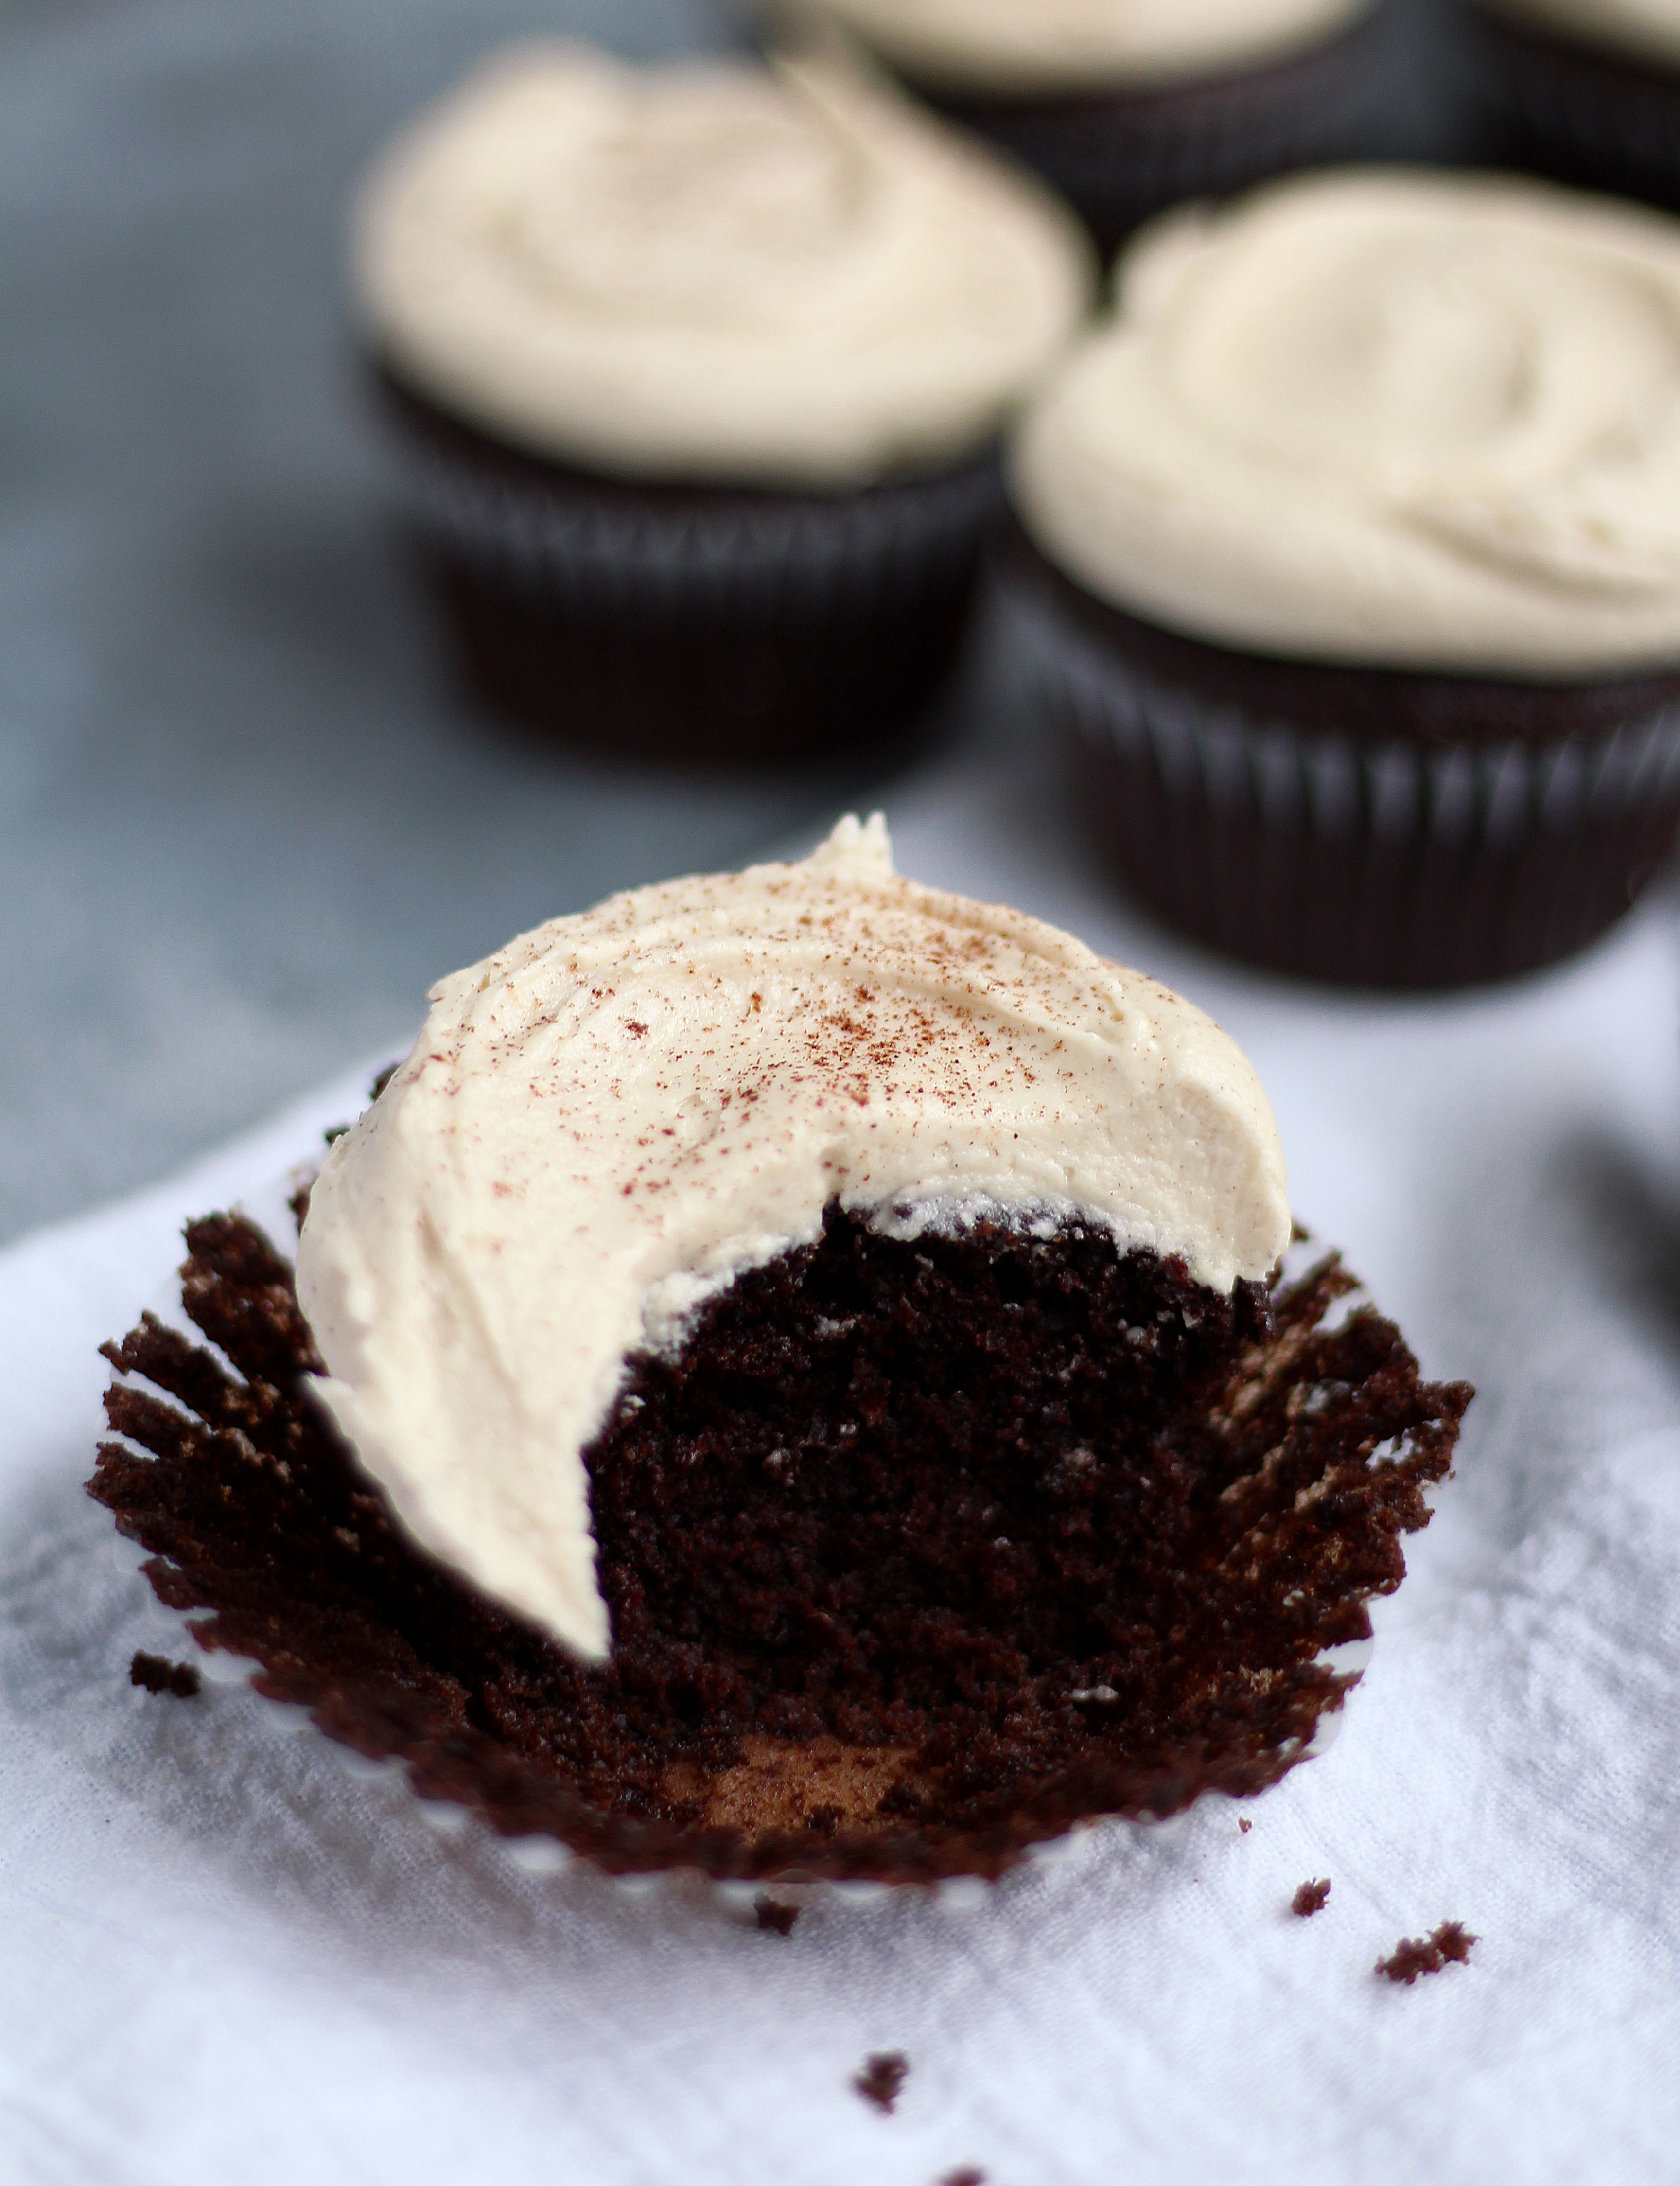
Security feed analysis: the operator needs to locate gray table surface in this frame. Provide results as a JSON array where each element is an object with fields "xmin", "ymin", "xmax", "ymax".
[{"xmin": 0, "ymin": 0, "xmax": 1466, "ymax": 1248}]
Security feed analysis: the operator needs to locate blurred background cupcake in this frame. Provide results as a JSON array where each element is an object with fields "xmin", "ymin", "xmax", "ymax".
[
  {"xmin": 1455, "ymin": 0, "xmax": 1680, "ymax": 209},
  {"xmin": 769, "ymin": 0, "xmax": 1395, "ymax": 254},
  {"xmin": 353, "ymin": 36, "xmax": 1093, "ymax": 767},
  {"xmin": 1007, "ymin": 168, "xmax": 1680, "ymax": 990}
]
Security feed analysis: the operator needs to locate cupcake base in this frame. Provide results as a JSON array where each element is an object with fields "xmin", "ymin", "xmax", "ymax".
[
  {"xmin": 373, "ymin": 368, "xmax": 999, "ymax": 769},
  {"xmin": 1013, "ymin": 535, "xmax": 1680, "ymax": 989},
  {"xmin": 89, "ymin": 1193, "xmax": 1466, "ymax": 1885},
  {"xmin": 1457, "ymin": 3, "xmax": 1680, "ymax": 209},
  {"xmin": 905, "ymin": 4, "xmax": 1393, "ymax": 258}
]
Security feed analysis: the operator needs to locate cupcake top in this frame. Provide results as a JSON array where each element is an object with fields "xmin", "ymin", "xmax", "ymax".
[
  {"xmin": 1482, "ymin": 0, "xmax": 1680, "ymax": 70},
  {"xmin": 1011, "ymin": 169, "xmax": 1680, "ymax": 677},
  {"xmin": 353, "ymin": 40, "xmax": 1093, "ymax": 488},
  {"xmin": 783, "ymin": 0, "xmax": 1371, "ymax": 94},
  {"xmin": 296, "ymin": 817, "xmax": 1291, "ymax": 1660}
]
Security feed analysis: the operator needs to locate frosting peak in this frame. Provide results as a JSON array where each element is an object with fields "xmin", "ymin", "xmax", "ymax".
[
  {"xmin": 1011, "ymin": 170, "xmax": 1680, "ymax": 675},
  {"xmin": 296, "ymin": 821, "xmax": 1290, "ymax": 1659},
  {"xmin": 352, "ymin": 41, "xmax": 1093, "ymax": 486}
]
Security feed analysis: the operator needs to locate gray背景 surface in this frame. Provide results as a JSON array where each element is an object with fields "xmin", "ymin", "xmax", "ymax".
[{"xmin": 0, "ymin": 0, "xmax": 1464, "ymax": 1247}]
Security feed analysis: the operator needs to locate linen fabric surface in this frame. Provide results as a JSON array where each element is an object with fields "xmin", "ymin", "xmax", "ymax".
[{"xmin": 4, "ymin": 758, "xmax": 1680, "ymax": 2185}]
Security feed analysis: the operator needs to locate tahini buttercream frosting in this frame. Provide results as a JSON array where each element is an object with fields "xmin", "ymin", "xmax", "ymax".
[
  {"xmin": 1481, "ymin": 0, "xmax": 1680, "ymax": 71},
  {"xmin": 786, "ymin": 0, "xmax": 1370, "ymax": 95},
  {"xmin": 1010, "ymin": 169, "xmax": 1680, "ymax": 676},
  {"xmin": 296, "ymin": 818, "xmax": 1291, "ymax": 1661},
  {"xmin": 352, "ymin": 40, "xmax": 1093, "ymax": 488}
]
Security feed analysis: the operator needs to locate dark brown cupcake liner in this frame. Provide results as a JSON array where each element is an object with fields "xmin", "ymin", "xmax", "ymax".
[
  {"xmin": 904, "ymin": 2, "xmax": 1394, "ymax": 257},
  {"xmin": 373, "ymin": 367, "xmax": 1000, "ymax": 768},
  {"xmin": 90, "ymin": 1203, "xmax": 1466, "ymax": 1884},
  {"xmin": 1011, "ymin": 540, "xmax": 1680, "ymax": 988},
  {"xmin": 1454, "ymin": 3, "xmax": 1680, "ymax": 208}
]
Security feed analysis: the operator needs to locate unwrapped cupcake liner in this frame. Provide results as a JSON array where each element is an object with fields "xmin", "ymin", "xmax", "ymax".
[
  {"xmin": 913, "ymin": 2, "xmax": 1392, "ymax": 256},
  {"xmin": 94, "ymin": 1147, "xmax": 1446, "ymax": 1899},
  {"xmin": 380, "ymin": 399, "xmax": 1000, "ymax": 766},
  {"xmin": 1455, "ymin": 3, "xmax": 1680, "ymax": 204},
  {"xmin": 1018, "ymin": 575, "xmax": 1680, "ymax": 988}
]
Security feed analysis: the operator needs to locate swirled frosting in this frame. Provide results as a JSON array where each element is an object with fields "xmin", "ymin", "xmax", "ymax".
[
  {"xmin": 1010, "ymin": 170, "xmax": 1680, "ymax": 676},
  {"xmin": 784, "ymin": 0, "xmax": 1370, "ymax": 94},
  {"xmin": 1484, "ymin": 0, "xmax": 1680, "ymax": 70},
  {"xmin": 352, "ymin": 40, "xmax": 1092, "ymax": 487},
  {"xmin": 296, "ymin": 818, "xmax": 1290, "ymax": 1661}
]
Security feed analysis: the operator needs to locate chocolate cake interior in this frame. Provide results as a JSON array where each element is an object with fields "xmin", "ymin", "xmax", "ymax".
[{"xmin": 90, "ymin": 1199, "xmax": 1468, "ymax": 1881}]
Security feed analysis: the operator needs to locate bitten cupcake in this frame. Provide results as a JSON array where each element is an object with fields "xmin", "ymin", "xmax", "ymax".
[
  {"xmin": 90, "ymin": 820, "xmax": 1468, "ymax": 1884},
  {"xmin": 1008, "ymin": 169, "xmax": 1680, "ymax": 990},
  {"xmin": 1457, "ymin": 0, "xmax": 1680, "ymax": 210},
  {"xmin": 775, "ymin": 0, "xmax": 1391, "ymax": 254},
  {"xmin": 351, "ymin": 39, "xmax": 1093, "ymax": 766}
]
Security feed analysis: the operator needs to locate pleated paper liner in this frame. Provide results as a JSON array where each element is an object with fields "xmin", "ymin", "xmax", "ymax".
[
  {"xmin": 900, "ymin": 1, "xmax": 1395, "ymax": 259},
  {"xmin": 1010, "ymin": 541, "xmax": 1680, "ymax": 990},
  {"xmin": 89, "ymin": 1170, "xmax": 1466, "ymax": 1892},
  {"xmin": 1454, "ymin": 2, "xmax": 1680, "ymax": 212},
  {"xmin": 372, "ymin": 366, "xmax": 1000, "ymax": 769}
]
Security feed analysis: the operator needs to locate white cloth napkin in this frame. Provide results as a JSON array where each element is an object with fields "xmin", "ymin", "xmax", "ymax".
[{"xmin": 5, "ymin": 757, "xmax": 1680, "ymax": 2186}]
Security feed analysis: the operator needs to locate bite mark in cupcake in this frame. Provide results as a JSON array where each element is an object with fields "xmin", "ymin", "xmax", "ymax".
[{"xmin": 88, "ymin": 821, "xmax": 1470, "ymax": 1881}]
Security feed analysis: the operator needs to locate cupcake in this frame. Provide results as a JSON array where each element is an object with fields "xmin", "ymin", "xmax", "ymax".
[
  {"xmin": 90, "ymin": 819, "xmax": 1469, "ymax": 1884},
  {"xmin": 774, "ymin": 0, "xmax": 1391, "ymax": 255},
  {"xmin": 352, "ymin": 40, "xmax": 1093, "ymax": 766},
  {"xmin": 1008, "ymin": 169, "xmax": 1680, "ymax": 991},
  {"xmin": 1457, "ymin": 1, "xmax": 1680, "ymax": 209}
]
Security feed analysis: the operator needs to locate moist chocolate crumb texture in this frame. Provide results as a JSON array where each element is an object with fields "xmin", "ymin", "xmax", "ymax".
[
  {"xmin": 1009, "ymin": 171, "xmax": 1680, "ymax": 989},
  {"xmin": 89, "ymin": 820, "xmax": 1470, "ymax": 1883}
]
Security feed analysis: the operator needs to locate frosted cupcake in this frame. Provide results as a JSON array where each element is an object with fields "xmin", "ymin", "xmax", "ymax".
[
  {"xmin": 775, "ymin": 0, "xmax": 1390, "ymax": 254},
  {"xmin": 352, "ymin": 40, "xmax": 1093, "ymax": 765},
  {"xmin": 1008, "ymin": 169, "xmax": 1680, "ymax": 989},
  {"xmin": 1458, "ymin": 1, "xmax": 1680, "ymax": 210},
  {"xmin": 90, "ymin": 821, "xmax": 1468, "ymax": 1883}
]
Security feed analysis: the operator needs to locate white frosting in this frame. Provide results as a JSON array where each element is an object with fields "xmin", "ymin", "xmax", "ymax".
[
  {"xmin": 1485, "ymin": 0, "xmax": 1680, "ymax": 70},
  {"xmin": 1010, "ymin": 170, "xmax": 1680, "ymax": 676},
  {"xmin": 352, "ymin": 40, "xmax": 1093, "ymax": 487},
  {"xmin": 787, "ymin": 0, "xmax": 1370, "ymax": 94},
  {"xmin": 296, "ymin": 818, "xmax": 1291, "ymax": 1662}
]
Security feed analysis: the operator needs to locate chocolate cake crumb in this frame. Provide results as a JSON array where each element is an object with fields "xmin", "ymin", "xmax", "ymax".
[
  {"xmin": 1376, "ymin": 1921, "xmax": 1478, "ymax": 1984},
  {"xmin": 753, "ymin": 1895, "xmax": 799, "ymax": 1936},
  {"xmin": 130, "ymin": 1650, "xmax": 200, "ymax": 1699},
  {"xmin": 1239, "ymin": 1818, "xmax": 1252, "ymax": 1834},
  {"xmin": 940, "ymin": 2169, "xmax": 986, "ymax": 2186},
  {"xmin": 854, "ymin": 2052, "xmax": 909, "ymax": 2113},
  {"xmin": 1292, "ymin": 1878, "xmax": 1331, "ymax": 1917},
  {"xmin": 87, "ymin": 1206, "xmax": 1469, "ymax": 1882}
]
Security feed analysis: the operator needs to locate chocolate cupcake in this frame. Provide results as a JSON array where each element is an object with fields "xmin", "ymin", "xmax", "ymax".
[
  {"xmin": 1457, "ymin": 1, "xmax": 1680, "ymax": 210},
  {"xmin": 777, "ymin": 0, "xmax": 1391, "ymax": 255},
  {"xmin": 89, "ymin": 820, "xmax": 1469, "ymax": 1884},
  {"xmin": 1008, "ymin": 170, "xmax": 1680, "ymax": 990},
  {"xmin": 351, "ymin": 40, "xmax": 1093, "ymax": 766}
]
